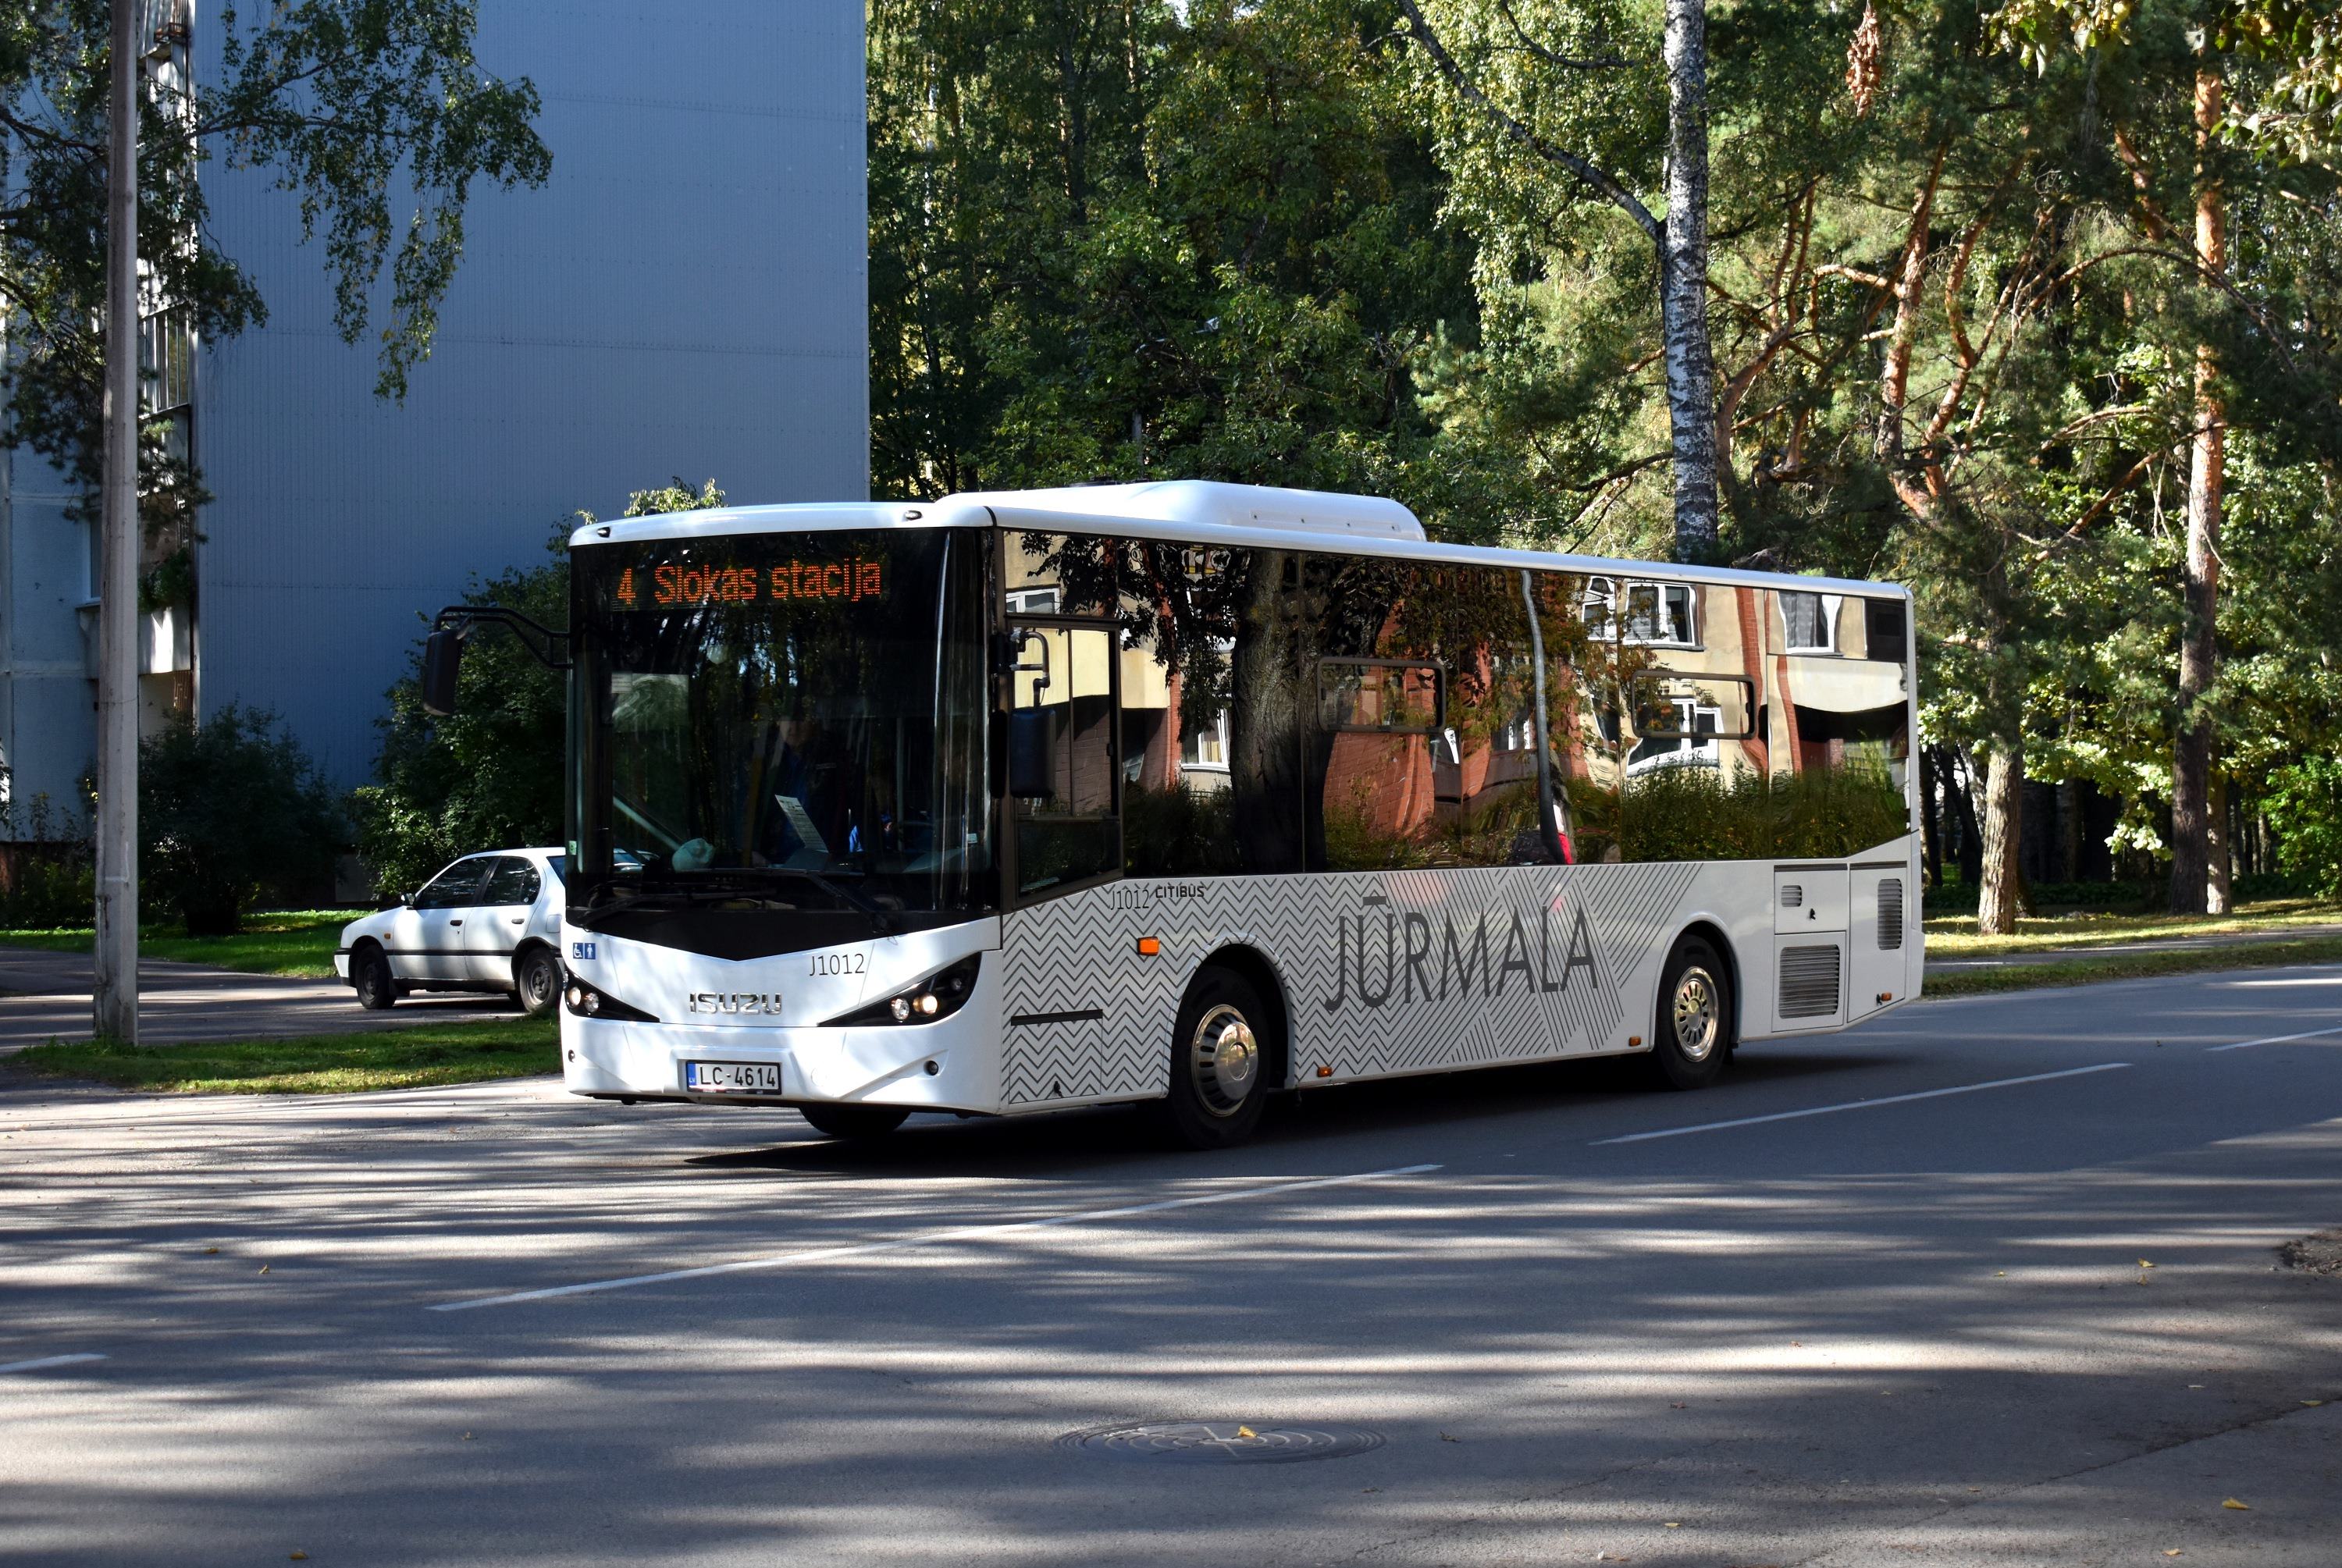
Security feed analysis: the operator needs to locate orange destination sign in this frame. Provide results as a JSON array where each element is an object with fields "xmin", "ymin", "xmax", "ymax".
[{"xmin": 607, "ymin": 556, "xmax": 886, "ymax": 610}]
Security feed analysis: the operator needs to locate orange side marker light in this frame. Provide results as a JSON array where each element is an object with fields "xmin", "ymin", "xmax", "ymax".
[{"xmin": 1135, "ymin": 937, "xmax": 1160, "ymax": 957}]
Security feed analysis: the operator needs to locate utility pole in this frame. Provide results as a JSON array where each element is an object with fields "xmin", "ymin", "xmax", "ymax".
[{"xmin": 93, "ymin": 0, "xmax": 140, "ymax": 1044}]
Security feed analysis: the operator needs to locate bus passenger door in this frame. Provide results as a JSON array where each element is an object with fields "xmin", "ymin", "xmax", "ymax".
[
  {"xmin": 1007, "ymin": 620, "xmax": 1121, "ymax": 899},
  {"xmin": 1771, "ymin": 866, "xmax": 1848, "ymax": 1031}
]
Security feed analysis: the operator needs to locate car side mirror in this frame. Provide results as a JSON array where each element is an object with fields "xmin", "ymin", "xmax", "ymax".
[
  {"xmin": 421, "ymin": 628, "xmax": 464, "ymax": 716},
  {"xmin": 1008, "ymin": 709, "xmax": 1055, "ymax": 800},
  {"xmin": 400, "ymin": 891, "xmax": 417, "ymax": 909}
]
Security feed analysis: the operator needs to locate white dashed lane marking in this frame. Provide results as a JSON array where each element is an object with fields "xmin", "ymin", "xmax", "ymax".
[
  {"xmin": 0, "ymin": 1353, "xmax": 107, "ymax": 1374},
  {"xmin": 432, "ymin": 1161, "xmax": 1444, "ymax": 1312},
  {"xmin": 1590, "ymin": 1063, "xmax": 2135, "ymax": 1145}
]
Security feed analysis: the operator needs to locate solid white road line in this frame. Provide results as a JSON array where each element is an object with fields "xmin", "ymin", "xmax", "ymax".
[
  {"xmin": 0, "ymin": 1353, "xmax": 106, "ymax": 1374},
  {"xmin": 1590, "ymin": 1063, "xmax": 2134, "ymax": 1146},
  {"xmin": 2206, "ymin": 1023, "xmax": 2342, "ymax": 1052},
  {"xmin": 431, "ymin": 1161, "xmax": 1445, "ymax": 1313}
]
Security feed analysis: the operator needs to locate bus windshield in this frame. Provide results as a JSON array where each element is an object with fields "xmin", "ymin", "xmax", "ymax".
[{"xmin": 573, "ymin": 528, "xmax": 993, "ymax": 919}]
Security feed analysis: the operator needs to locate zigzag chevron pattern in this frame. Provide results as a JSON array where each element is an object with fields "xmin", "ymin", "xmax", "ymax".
[{"xmin": 998, "ymin": 861, "xmax": 1705, "ymax": 1107}]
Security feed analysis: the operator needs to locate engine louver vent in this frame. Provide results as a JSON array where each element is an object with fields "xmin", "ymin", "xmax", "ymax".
[
  {"xmin": 1778, "ymin": 944, "xmax": 1842, "ymax": 1019},
  {"xmin": 1780, "ymin": 884, "xmax": 1804, "ymax": 908},
  {"xmin": 1878, "ymin": 878, "xmax": 1905, "ymax": 951}
]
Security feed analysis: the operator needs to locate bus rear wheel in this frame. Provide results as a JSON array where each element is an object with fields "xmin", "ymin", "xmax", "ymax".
[
  {"xmin": 1153, "ymin": 965, "xmax": 1272, "ymax": 1150},
  {"xmin": 799, "ymin": 1104, "xmax": 909, "ymax": 1141},
  {"xmin": 1647, "ymin": 937, "xmax": 1732, "ymax": 1091}
]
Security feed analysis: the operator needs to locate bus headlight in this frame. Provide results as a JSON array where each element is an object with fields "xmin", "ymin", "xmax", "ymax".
[
  {"xmin": 564, "ymin": 976, "xmax": 658, "ymax": 1022},
  {"xmin": 829, "ymin": 955, "xmax": 981, "ymax": 1027}
]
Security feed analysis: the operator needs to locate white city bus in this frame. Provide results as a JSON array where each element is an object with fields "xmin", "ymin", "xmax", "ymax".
[{"xmin": 525, "ymin": 482, "xmax": 1918, "ymax": 1149}]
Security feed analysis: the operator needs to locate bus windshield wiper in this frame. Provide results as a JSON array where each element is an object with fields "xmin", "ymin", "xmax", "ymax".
[
  {"xmin": 583, "ymin": 868, "xmax": 896, "ymax": 933},
  {"xmin": 754, "ymin": 866, "xmax": 897, "ymax": 934},
  {"xmin": 582, "ymin": 884, "xmax": 791, "ymax": 916}
]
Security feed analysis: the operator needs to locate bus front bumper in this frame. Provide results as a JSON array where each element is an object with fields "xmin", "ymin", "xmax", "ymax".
[{"xmin": 560, "ymin": 1008, "xmax": 998, "ymax": 1113}]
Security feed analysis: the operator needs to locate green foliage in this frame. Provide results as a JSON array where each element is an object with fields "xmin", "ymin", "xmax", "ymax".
[
  {"xmin": 1123, "ymin": 780, "xmax": 1244, "ymax": 877},
  {"xmin": 0, "ymin": 772, "xmax": 95, "ymax": 929},
  {"xmin": 350, "ymin": 481, "xmax": 726, "ymax": 896},
  {"xmin": 2264, "ymin": 759, "xmax": 2342, "ymax": 896},
  {"xmin": 1613, "ymin": 763, "xmax": 1911, "ymax": 863},
  {"xmin": 141, "ymin": 705, "xmax": 343, "ymax": 936},
  {"xmin": 13, "ymin": 1015, "xmax": 557, "ymax": 1094},
  {"xmin": 0, "ymin": 2, "xmax": 550, "ymax": 527},
  {"xmin": 872, "ymin": 0, "xmax": 2342, "ymax": 891},
  {"xmin": 867, "ymin": 0, "xmax": 1522, "ymax": 535}
]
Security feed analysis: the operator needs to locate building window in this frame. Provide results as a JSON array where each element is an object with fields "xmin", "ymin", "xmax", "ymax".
[
  {"xmin": 1583, "ymin": 578, "xmax": 1696, "ymax": 645},
  {"xmin": 141, "ymin": 306, "xmax": 194, "ymax": 416},
  {"xmin": 1628, "ymin": 699, "xmax": 1721, "ymax": 774},
  {"xmin": 1005, "ymin": 586, "xmax": 1060, "ymax": 616},
  {"xmin": 1179, "ymin": 709, "xmax": 1230, "ymax": 771},
  {"xmin": 1781, "ymin": 591, "xmax": 1841, "ymax": 654}
]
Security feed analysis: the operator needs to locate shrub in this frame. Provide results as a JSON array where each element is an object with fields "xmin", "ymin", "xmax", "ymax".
[
  {"xmin": 351, "ymin": 480, "xmax": 724, "ymax": 897},
  {"xmin": 141, "ymin": 706, "xmax": 344, "ymax": 934},
  {"xmin": 0, "ymin": 780, "xmax": 96, "ymax": 928},
  {"xmin": 2265, "ymin": 759, "xmax": 2342, "ymax": 898},
  {"xmin": 350, "ymin": 553, "xmax": 568, "ymax": 896},
  {"xmin": 1578, "ymin": 761, "xmax": 1910, "ymax": 864}
]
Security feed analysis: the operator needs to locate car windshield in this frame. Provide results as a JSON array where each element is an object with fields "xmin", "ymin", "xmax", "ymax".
[{"xmin": 574, "ymin": 528, "xmax": 993, "ymax": 916}]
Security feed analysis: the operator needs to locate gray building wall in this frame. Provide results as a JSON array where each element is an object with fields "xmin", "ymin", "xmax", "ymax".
[
  {"xmin": 0, "ymin": 452, "xmax": 95, "ymax": 830},
  {"xmin": 187, "ymin": 0, "xmax": 869, "ymax": 788}
]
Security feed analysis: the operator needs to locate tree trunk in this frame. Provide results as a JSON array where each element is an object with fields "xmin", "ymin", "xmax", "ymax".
[
  {"xmin": 2059, "ymin": 777, "xmax": 2083, "ymax": 884},
  {"xmin": 1920, "ymin": 743, "xmax": 1942, "ymax": 888},
  {"xmin": 1950, "ymin": 747, "xmax": 1984, "ymax": 887},
  {"xmin": 1660, "ymin": 0, "xmax": 1719, "ymax": 562},
  {"xmin": 2169, "ymin": 63, "xmax": 2226, "ymax": 915},
  {"xmin": 1977, "ymin": 741, "xmax": 2026, "ymax": 935},
  {"xmin": 2206, "ymin": 767, "xmax": 2232, "ymax": 913}
]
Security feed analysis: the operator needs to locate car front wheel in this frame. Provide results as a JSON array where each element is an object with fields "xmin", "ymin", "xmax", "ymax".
[
  {"xmin": 514, "ymin": 944, "xmax": 564, "ymax": 1018},
  {"xmin": 352, "ymin": 947, "xmax": 397, "ymax": 1012}
]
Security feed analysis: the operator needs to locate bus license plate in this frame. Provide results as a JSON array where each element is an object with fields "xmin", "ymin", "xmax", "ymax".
[{"xmin": 684, "ymin": 1061, "xmax": 781, "ymax": 1094}]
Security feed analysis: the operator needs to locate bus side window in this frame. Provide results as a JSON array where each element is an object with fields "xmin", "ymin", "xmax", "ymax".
[
  {"xmin": 1119, "ymin": 542, "xmax": 1304, "ymax": 878},
  {"xmin": 1008, "ymin": 621, "xmax": 1121, "ymax": 896}
]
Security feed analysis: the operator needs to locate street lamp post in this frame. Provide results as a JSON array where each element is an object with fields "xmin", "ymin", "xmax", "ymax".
[{"xmin": 93, "ymin": 0, "xmax": 141, "ymax": 1044}]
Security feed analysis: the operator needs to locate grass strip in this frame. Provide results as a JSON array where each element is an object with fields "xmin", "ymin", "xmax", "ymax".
[
  {"xmin": 1924, "ymin": 935, "xmax": 2342, "ymax": 997},
  {"xmin": 10, "ymin": 1017, "xmax": 557, "ymax": 1094},
  {"xmin": 1924, "ymin": 898, "xmax": 2342, "ymax": 958},
  {"xmin": 0, "ymin": 910, "xmax": 351, "ymax": 979}
]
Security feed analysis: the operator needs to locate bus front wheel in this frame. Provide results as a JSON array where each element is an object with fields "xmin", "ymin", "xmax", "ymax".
[
  {"xmin": 1154, "ymin": 966, "xmax": 1272, "ymax": 1150},
  {"xmin": 799, "ymin": 1104, "xmax": 909, "ymax": 1141},
  {"xmin": 1648, "ymin": 937, "xmax": 1732, "ymax": 1091}
]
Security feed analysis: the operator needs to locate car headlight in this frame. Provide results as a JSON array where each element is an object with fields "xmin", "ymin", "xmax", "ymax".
[
  {"xmin": 826, "ymin": 955, "xmax": 981, "ymax": 1027},
  {"xmin": 563, "ymin": 975, "xmax": 658, "ymax": 1022}
]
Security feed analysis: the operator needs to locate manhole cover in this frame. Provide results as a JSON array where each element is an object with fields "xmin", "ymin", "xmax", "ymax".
[{"xmin": 1056, "ymin": 1420, "xmax": 1385, "ymax": 1463}]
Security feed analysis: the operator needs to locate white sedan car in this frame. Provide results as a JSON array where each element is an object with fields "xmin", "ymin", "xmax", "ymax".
[{"xmin": 335, "ymin": 848, "xmax": 568, "ymax": 1016}]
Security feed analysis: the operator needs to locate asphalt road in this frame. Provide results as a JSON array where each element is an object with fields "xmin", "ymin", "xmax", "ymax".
[{"xmin": 4, "ymin": 965, "xmax": 2340, "ymax": 1566}]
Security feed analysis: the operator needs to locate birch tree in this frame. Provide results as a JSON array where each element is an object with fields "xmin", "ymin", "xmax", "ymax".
[{"xmin": 1393, "ymin": 0, "xmax": 1721, "ymax": 560}]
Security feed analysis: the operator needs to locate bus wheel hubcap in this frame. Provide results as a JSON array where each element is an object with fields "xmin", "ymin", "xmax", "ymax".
[
  {"xmin": 1673, "ymin": 968, "xmax": 1720, "ymax": 1063},
  {"xmin": 1188, "ymin": 1004, "xmax": 1258, "ymax": 1117}
]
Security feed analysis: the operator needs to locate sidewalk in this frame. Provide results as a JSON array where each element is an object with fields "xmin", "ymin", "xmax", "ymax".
[
  {"xmin": 0, "ymin": 946, "xmax": 517, "ymax": 1056},
  {"xmin": 1924, "ymin": 920, "xmax": 2342, "ymax": 974}
]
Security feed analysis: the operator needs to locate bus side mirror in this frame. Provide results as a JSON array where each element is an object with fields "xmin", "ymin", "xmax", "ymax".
[
  {"xmin": 1007, "ymin": 709, "xmax": 1055, "ymax": 800},
  {"xmin": 421, "ymin": 628, "xmax": 464, "ymax": 716}
]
